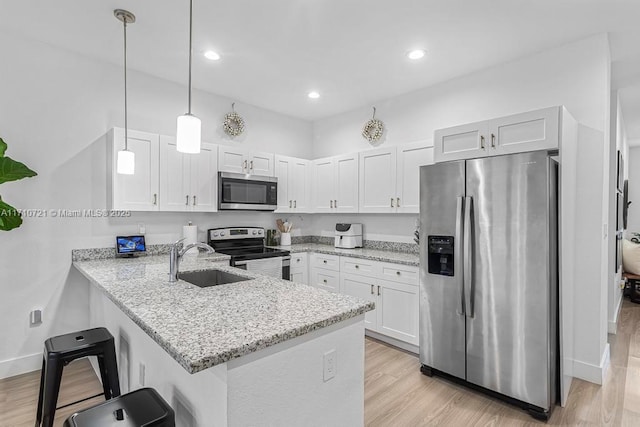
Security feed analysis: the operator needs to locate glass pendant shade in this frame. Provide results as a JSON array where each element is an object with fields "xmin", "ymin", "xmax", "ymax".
[
  {"xmin": 176, "ymin": 113, "xmax": 201, "ymax": 153},
  {"xmin": 117, "ymin": 149, "xmax": 135, "ymax": 175}
]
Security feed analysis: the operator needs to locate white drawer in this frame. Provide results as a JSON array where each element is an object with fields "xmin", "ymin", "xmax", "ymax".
[
  {"xmin": 310, "ymin": 268, "xmax": 340, "ymax": 293},
  {"xmin": 340, "ymin": 257, "xmax": 381, "ymax": 278},
  {"xmin": 291, "ymin": 253, "xmax": 308, "ymax": 268},
  {"xmin": 381, "ymin": 263, "xmax": 418, "ymax": 285},
  {"xmin": 311, "ymin": 253, "xmax": 340, "ymax": 271}
]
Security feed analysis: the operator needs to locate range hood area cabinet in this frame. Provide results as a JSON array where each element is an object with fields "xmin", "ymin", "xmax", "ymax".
[
  {"xmin": 218, "ymin": 146, "xmax": 275, "ymax": 176},
  {"xmin": 359, "ymin": 142, "xmax": 434, "ymax": 214},
  {"xmin": 311, "ymin": 153, "xmax": 359, "ymax": 213},
  {"xmin": 433, "ymin": 106, "xmax": 560, "ymax": 163},
  {"xmin": 159, "ymin": 136, "xmax": 218, "ymax": 212},
  {"xmin": 274, "ymin": 155, "xmax": 311, "ymax": 213},
  {"xmin": 108, "ymin": 128, "xmax": 160, "ymax": 211}
]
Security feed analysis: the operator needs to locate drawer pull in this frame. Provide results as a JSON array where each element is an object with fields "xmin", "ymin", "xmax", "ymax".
[
  {"xmin": 296, "ymin": 259, "xmax": 300, "ymax": 263},
  {"xmin": 396, "ymin": 271, "xmax": 401, "ymax": 275},
  {"xmin": 323, "ymin": 260, "xmax": 327, "ymax": 264},
  {"xmin": 355, "ymin": 265, "xmax": 359, "ymax": 269},
  {"xmin": 323, "ymin": 279, "xmax": 327, "ymax": 283}
]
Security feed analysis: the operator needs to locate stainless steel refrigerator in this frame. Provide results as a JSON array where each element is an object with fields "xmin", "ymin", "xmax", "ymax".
[{"xmin": 419, "ymin": 150, "xmax": 558, "ymax": 420}]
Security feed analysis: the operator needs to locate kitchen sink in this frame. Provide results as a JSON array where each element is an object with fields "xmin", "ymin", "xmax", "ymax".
[{"xmin": 178, "ymin": 269, "xmax": 250, "ymax": 288}]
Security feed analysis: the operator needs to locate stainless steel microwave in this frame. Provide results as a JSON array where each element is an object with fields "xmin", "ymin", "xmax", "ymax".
[{"xmin": 218, "ymin": 172, "xmax": 278, "ymax": 211}]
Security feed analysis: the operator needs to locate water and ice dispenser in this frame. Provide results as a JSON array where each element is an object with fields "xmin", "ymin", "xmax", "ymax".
[{"xmin": 427, "ymin": 236, "xmax": 454, "ymax": 276}]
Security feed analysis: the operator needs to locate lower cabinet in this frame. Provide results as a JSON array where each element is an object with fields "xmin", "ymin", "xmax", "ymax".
[
  {"xmin": 290, "ymin": 253, "xmax": 308, "ymax": 284},
  {"xmin": 309, "ymin": 267, "xmax": 340, "ymax": 293},
  {"xmin": 340, "ymin": 272, "xmax": 419, "ymax": 346}
]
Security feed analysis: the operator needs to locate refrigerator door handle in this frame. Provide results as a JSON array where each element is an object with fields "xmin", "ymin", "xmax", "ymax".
[
  {"xmin": 464, "ymin": 196, "xmax": 474, "ymax": 318},
  {"xmin": 455, "ymin": 196, "xmax": 465, "ymax": 316}
]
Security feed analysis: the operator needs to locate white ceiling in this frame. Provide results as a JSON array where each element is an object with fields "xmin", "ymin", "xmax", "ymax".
[{"xmin": 3, "ymin": 0, "xmax": 640, "ymax": 132}]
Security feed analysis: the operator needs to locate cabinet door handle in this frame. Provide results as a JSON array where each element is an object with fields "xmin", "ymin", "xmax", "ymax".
[
  {"xmin": 330, "ymin": 200, "xmax": 334, "ymax": 208},
  {"xmin": 250, "ymin": 160, "xmax": 254, "ymax": 170},
  {"xmin": 243, "ymin": 159, "xmax": 248, "ymax": 170},
  {"xmin": 377, "ymin": 285, "xmax": 381, "ymax": 296},
  {"xmin": 491, "ymin": 133, "xmax": 496, "ymax": 148},
  {"xmin": 193, "ymin": 195, "xmax": 197, "ymax": 206},
  {"xmin": 289, "ymin": 200, "xmax": 292, "ymax": 208},
  {"xmin": 186, "ymin": 195, "xmax": 190, "ymax": 206},
  {"xmin": 334, "ymin": 199, "xmax": 337, "ymax": 208},
  {"xmin": 370, "ymin": 284, "xmax": 374, "ymax": 295},
  {"xmin": 397, "ymin": 197, "xmax": 400, "ymax": 207},
  {"xmin": 480, "ymin": 135, "xmax": 486, "ymax": 149},
  {"xmin": 153, "ymin": 193, "xmax": 157, "ymax": 205},
  {"xmin": 294, "ymin": 200, "xmax": 297, "ymax": 208},
  {"xmin": 391, "ymin": 198, "xmax": 395, "ymax": 208}
]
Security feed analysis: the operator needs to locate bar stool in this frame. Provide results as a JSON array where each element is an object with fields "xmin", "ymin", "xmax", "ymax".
[
  {"xmin": 63, "ymin": 387, "xmax": 175, "ymax": 427},
  {"xmin": 35, "ymin": 327, "xmax": 121, "ymax": 427}
]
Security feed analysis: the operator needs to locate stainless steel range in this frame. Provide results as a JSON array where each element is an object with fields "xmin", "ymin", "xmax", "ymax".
[{"xmin": 208, "ymin": 227, "xmax": 290, "ymax": 280}]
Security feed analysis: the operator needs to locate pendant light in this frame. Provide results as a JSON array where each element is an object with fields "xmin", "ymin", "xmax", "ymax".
[
  {"xmin": 115, "ymin": 9, "xmax": 136, "ymax": 175},
  {"xmin": 176, "ymin": 0, "xmax": 201, "ymax": 154}
]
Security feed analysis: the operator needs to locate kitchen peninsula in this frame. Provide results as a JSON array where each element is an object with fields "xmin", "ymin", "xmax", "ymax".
[{"xmin": 73, "ymin": 251, "xmax": 373, "ymax": 426}]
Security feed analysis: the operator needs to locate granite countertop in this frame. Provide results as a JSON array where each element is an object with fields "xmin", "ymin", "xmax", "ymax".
[
  {"xmin": 270, "ymin": 243, "xmax": 420, "ymax": 266},
  {"xmin": 73, "ymin": 253, "xmax": 374, "ymax": 374}
]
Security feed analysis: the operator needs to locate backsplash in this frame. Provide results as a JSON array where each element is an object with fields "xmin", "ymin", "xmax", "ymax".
[
  {"xmin": 72, "ymin": 243, "xmax": 175, "ymax": 262},
  {"xmin": 294, "ymin": 235, "xmax": 419, "ymax": 254}
]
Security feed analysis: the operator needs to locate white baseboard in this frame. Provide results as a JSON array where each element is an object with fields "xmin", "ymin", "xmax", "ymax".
[
  {"xmin": 608, "ymin": 292, "xmax": 623, "ymax": 334},
  {"xmin": 0, "ymin": 352, "xmax": 42, "ymax": 379},
  {"xmin": 365, "ymin": 330, "xmax": 419, "ymax": 354},
  {"xmin": 573, "ymin": 343, "xmax": 610, "ymax": 385}
]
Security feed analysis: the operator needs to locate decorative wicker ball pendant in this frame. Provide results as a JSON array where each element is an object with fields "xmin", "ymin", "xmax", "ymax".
[
  {"xmin": 362, "ymin": 107, "xmax": 384, "ymax": 143},
  {"xmin": 223, "ymin": 103, "xmax": 245, "ymax": 137}
]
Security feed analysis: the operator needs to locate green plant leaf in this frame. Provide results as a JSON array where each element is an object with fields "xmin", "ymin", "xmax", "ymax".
[
  {"xmin": 0, "ymin": 156, "xmax": 37, "ymax": 184},
  {"xmin": 0, "ymin": 199, "xmax": 23, "ymax": 231},
  {"xmin": 0, "ymin": 138, "xmax": 6, "ymax": 157}
]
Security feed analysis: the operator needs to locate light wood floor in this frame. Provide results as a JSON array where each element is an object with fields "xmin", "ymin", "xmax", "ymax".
[{"xmin": 3, "ymin": 300, "xmax": 640, "ymax": 426}]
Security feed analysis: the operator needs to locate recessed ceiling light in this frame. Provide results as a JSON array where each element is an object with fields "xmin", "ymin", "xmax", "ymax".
[
  {"xmin": 308, "ymin": 91, "xmax": 320, "ymax": 99},
  {"xmin": 407, "ymin": 49, "xmax": 426, "ymax": 60},
  {"xmin": 204, "ymin": 50, "xmax": 221, "ymax": 61}
]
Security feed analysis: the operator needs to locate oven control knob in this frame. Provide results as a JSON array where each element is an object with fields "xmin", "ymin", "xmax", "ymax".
[
  {"xmin": 213, "ymin": 232, "xmax": 219, "ymax": 237},
  {"xmin": 220, "ymin": 232, "xmax": 226, "ymax": 237},
  {"xmin": 258, "ymin": 230, "xmax": 263, "ymax": 235},
  {"xmin": 252, "ymin": 230, "xmax": 258, "ymax": 235}
]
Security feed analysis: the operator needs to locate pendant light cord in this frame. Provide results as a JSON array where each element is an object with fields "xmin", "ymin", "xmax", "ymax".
[
  {"xmin": 187, "ymin": 0, "xmax": 193, "ymax": 115},
  {"xmin": 123, "ymin": 18, "xmax": 129, "ymax": 150}
]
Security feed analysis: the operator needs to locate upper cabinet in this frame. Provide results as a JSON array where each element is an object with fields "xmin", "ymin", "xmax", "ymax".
[
  {"xmin": 312, "ymin": 154, "xmax": 358, "ymax": 213},
  {"xmin": 275, "ymin": 155, "xmax": 310, "ymax": 213},
  {"xmin": 359, "ymin": 142, "xmax": 433, "ymax": 213},
  {"xmin": 434, "ymin": 106, "xmax": 560, "ymax": 163},
  {"xmin": 218, "ymin": 147, "xmax": 275, "ymax": 176},
  {"xmin": 108, "ymin": 128, "xmax": 160, "ymax": 211},
  {"xmin": 159, "ymin": 136, "xmax": 218, "ymax": 212}
]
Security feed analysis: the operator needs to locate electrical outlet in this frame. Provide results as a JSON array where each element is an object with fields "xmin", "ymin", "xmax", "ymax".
[
  {"xmin": 139, "ymin": 224, "xmax": 146, "ymax": 234},
  {"xmin": 139, "ymin": 362, "xmax": 146, "ymax": 386},
  {"xmin": 323, "ymin": 350, "xmax": 336, "ymax": 381},
  {"xmin": 30, "ymin": 309, "xmax": 42, "ymax": 326}
]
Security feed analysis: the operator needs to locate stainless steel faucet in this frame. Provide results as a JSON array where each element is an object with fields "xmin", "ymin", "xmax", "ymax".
[{"xmin": 169, "ymin": 238, "xmax": 215, "ymax": 282}]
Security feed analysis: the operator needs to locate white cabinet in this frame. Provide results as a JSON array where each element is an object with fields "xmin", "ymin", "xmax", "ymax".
[
  {"xmin": 309, "ymin": 253, "xmax": 340, "ymax": 293},
  {"xmin": 275, "ymin": 155, "xmax": 310, "ymax": 213},
  {"xmin": 359, "ymin": 143, "xmax": 433, "ymax": 214},
  {"xmin": 434, "ymin": 106, "xmax": 560, "ymax": 163},
  {"xmin": 312, "ymin": 154, "xmax": 358, "ymax": 213},
  {"xmin": 339, "ymin": 257, "xmax": 419, "ymax": 346},
  {"xmin": 290, "ymin": 252, "xmax": 308, "ymax": 284},
  {"xmin": 108, "ymin": 128, "xmax": 160, "ymax": 211},
  {"xmin": 159, "ymin": 137, "xmax": 218, "ymax": 212},
  {"xmin": 218, "ymin": 146, "xmax": 274, "ymax": 176}
]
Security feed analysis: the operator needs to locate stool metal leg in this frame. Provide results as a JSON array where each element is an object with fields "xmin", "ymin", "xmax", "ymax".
[
  {"xmin": 41, "ymin": 356, "xmax": 64, "ymax": 427},
  {"xmin": 97, "ymin": 344, "xmax": 121, "ymax": 399},
  {"xmin": 34, "ymin": 357, "xmax": 46, "ymax": 427}
]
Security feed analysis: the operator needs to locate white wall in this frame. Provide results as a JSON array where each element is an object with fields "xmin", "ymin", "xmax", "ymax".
[
  {"xmin": 311, "ymin": 33, "xmax": 612, "ymax": 383},
  {"xmin": 0, "ymin": 32, "xmax": 312, "ymax": 377},
  {"xmin": 628, "ymin": 147, "xmax": 640, "ymax": 233}
]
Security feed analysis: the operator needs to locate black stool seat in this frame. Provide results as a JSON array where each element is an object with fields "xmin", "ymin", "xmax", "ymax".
[
  {"xmin": 36, "ymin": 327, "xmax": 121, "ymax": 427},
  {"xmin": 63, "ymin": 388, "xmax": 175, "ymax": 427}
]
